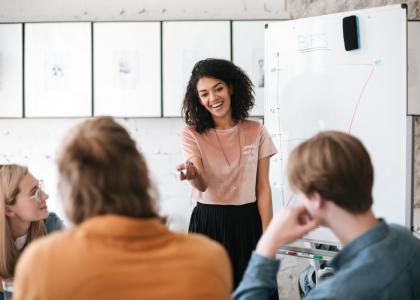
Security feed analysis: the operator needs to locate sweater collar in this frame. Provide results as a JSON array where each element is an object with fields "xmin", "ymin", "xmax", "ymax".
[{"xmin": 77, "ymin": 214, "xmax": 170, "ymax": 239}]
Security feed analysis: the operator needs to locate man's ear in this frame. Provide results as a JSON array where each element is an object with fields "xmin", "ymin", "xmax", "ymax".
[{"xmin": 310, "ymin": 192, "xmax": 325, "ymax": 210}]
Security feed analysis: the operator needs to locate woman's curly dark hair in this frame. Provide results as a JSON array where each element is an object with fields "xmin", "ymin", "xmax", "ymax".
[{"xmin": 182, "ymin": 58, "xmax": 255, "ymax": 133}]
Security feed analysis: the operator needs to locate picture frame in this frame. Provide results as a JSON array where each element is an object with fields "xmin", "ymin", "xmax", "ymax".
[
  {"xmin": 93, "ymin": 22, "xmax": 161, "ymax": 117},
  {"xmin": 24, "ymin": 22, "xmax": 92, "ymax": 117},
  {"xmin": 0, "ymin": 24, "xmax": 23, "ymax": 117},
  {"xmin": 233, "ymin": 20, "xmax": 277, "ymax": 116},
  {"xmin": 162, "ymin": 21, "xmax": 231, "ymax": 117}
]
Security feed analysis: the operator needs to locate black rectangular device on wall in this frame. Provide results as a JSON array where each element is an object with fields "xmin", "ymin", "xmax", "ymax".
[{"xmin": 343, "ymin": 15, "xmax": 359, "ymax": 51}]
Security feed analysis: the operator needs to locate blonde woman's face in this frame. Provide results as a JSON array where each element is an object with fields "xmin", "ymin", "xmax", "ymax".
[{"xmin": 6, "ymin": 172, "xmax": 49, "ymax": 222}]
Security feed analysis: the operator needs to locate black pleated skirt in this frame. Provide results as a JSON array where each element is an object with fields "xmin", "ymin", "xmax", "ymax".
[{"xmin": 188, "ymin": 201, "xmax": 262, "ymax": 289}]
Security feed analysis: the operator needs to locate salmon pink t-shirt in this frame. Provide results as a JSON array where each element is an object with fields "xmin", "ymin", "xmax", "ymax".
[{"xmin": 181, "ymin": 120, "xmax": 277, "ymax": 205}]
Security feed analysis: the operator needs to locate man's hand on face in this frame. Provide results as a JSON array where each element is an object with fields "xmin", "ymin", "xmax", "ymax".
[{"xmin": 256, "ymin": 204, "xmax": 320, "ymax": 258}]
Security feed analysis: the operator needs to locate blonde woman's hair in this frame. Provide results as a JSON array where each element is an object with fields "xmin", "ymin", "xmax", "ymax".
[
  {"xmin": 57, "ymin": 116, "xmax": 161, "ymax": 225},
  {"xmin": 0, "ymin": 165, "xmax": 46, "ymax": 278}
]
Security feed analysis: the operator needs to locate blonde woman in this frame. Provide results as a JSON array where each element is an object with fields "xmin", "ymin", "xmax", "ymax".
[
  {"xmin": 13, "ymin": 117, "xmax": 232, "ymax": 300},
  {"xmin": 0, "ymin": 165, "xmax": 64, "ymax": 299}
]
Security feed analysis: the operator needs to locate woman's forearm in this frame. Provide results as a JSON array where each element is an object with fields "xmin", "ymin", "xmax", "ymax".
[
  {"xmin": 256, "ymin": 157, "xmax": 273, "ymax": 232},
  {"xmin": 257, "ymin": 188, "xmax": 273, "ymax": 232}
]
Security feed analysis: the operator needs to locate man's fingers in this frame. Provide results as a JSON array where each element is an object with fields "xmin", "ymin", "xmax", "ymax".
[
  {"xmin": 185, "ymin": 166, "xmax": 192, "ymax": 179},
  {"xmin": 300, "ymin": 219, "xmax": 320, "ymax": 235},
  {"xmin": 293, "ymin": 203, "xmax": 309, "ymax": 214}
]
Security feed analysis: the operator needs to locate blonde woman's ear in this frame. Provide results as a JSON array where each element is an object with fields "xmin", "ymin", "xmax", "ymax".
[{"xmin": 4, "ymin": 205, "xmax": 16, "ymax": 217}]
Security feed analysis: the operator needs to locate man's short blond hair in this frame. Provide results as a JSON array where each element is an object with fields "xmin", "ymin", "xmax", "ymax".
[{"xmin": 287, "ymin": 131, "xmax": 373, "ymax": 213}]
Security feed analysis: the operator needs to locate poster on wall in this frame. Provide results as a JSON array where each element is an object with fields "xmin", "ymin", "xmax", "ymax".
[
  {"xmin": 0, "ymin": 24, "xmax": 23, "ymax": 117},
  {"xmin": 25, "ymin": 22, "xmax": 92, "ymax": 117},
  {"xmin": 233, "ymin": 21, "xmax": 277, "ymax": 116},
  {"xmin": 94, "ymin": 22, "xmax": 161, "ymax": 117},
  {"xmin": 163, "ymin": 21, "xmax": 231, "ymax": 117}
]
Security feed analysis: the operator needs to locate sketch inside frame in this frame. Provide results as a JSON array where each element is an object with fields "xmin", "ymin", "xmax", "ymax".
[
  {"xmin": 112, "ymin": 50, "xmax": 140, "ymax": 90},
  {"xmin": 252, "ymin": 48, "xmax": 265, "ymax": 88},
  {"xmin": 44, "ymin": 53, "xmax": 67, "ymax": 90}
]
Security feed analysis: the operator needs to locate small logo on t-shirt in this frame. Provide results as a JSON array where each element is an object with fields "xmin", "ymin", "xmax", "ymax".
[{"xmin": 243, "ymin": 144, "xmax": 257, "ymax": 156}]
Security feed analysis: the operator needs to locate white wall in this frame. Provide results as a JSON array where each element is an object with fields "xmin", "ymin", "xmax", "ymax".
[{"xmin": 0, "ymin": 0, "xmax": 289, "ymax": 22}]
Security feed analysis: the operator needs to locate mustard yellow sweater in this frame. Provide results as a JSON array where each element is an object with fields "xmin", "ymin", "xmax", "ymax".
[{"xmin": 14, "ymin": 215, "xmax": 232, "ymax": 300}]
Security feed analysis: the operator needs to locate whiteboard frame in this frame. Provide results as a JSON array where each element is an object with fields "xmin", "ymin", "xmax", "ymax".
[
  {"xmin": 0, "ymin": 23, "xmax": 23, "ymax": 118},
  {"xmin": 408, "ymin": 20, "xmax": 420, "ymax": 115},
  {"xmin": 93, "ymin": 22, "xmax": 161, "ymax": 117},
  {"xmin": 162, "ymin": 20, "xmax": 231, "ymax": 117},
  {"xmin": 408, "ymin": 117, "xmax": 414, "ymax": 230},
  {"xmin": 24, "ymin": 22, "xmax": 92, "ymax": 117}
]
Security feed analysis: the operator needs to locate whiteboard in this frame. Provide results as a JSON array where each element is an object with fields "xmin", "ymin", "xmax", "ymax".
[
  {"xmin": 265, "ymin": 5, "xmax": 411, "ymax": 245},
  {"xmin": 25, "ymin": 23, "xmax": 92, "ymax": 117},
  {"xmin": 93, "ymin": 22, "xmax": 161, "ymax": 117},
  {"xmin": 233, "ymin": 21, "xmax": 269, "ymax": 117},
  {"xmin": 0, "ymin": 24, "xmax": 22, "ymax": 117},
  {"xmin": 408, "ymin": 21, "xmax": 420, "ymax": 115},
  {"xmin": 162, "ymin": 21, "xmax": 231, "ymax": 117}
]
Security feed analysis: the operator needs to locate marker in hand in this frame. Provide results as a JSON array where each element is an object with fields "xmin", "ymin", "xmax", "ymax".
[
  {"xmin": 176, "ymin": 169, "xmax": 188, "ymax": 176},
  {"xmin": 176, "ymin": 161, "xmax": 195, "ymax": 180}
]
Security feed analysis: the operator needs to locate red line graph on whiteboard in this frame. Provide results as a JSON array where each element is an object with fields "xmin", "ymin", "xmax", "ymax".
[
  {"xmin": 272, "ymin": 58, "xmax": 381, "ymax": 207},
  {"xmin": 347, "ymin": 64, "xmax": 376, "ymax": 133}
]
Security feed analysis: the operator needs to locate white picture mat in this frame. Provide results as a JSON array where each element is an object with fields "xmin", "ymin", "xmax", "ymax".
[
  {"xmin": 25, "ymin": 23, "xmax": 92, "ymax": 117},
  {"xmin": 163, "ymin": 21, "xmax": 231, "ymax": 117},
  {"xmin": 265, "ymin": 5, "xmax": 409, "ymax": 245},
  {"xmin": 0, "ymin": 24, "xmax": 23, "ymax": 117},
  {"xmin": 233, "ymin": 21, "xmax": 273, "ymax": 116},
  {"xmin": 408, "ymin": 21, "xmax": 420, "ymax": 115},
  {"xmin": 94, "ymin": 22, "xmax": 161, "ymax": 117}
]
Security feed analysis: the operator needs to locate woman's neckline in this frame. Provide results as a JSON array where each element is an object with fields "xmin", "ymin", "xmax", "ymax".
[
  {"xmin": 214, "ymin": 121, "xmax": 241, "ymax": 133},
  {"xmin": 15, "ymin": 233, "xmax": 28, "ymax": 250}
]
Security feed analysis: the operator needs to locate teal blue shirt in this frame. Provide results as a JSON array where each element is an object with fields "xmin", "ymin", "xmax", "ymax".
[
  {"xmin": 234, "ymin": 220, "xmax": 420, "ymax": 300},
  {"xmin": 43, "ymin": 212, "xmax": 64, "ymax": 233}
]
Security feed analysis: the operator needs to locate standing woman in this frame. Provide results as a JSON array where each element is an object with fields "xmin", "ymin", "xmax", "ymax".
[
  {"xmin": 0, "ymin": 165, "xmax": 64, "ymax": 298},
  {"xmin": 177, "ymin": 58, "xmax": 277, "ymax": 289}
]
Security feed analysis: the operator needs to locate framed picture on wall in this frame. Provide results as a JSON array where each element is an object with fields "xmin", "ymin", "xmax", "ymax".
[
  {"xmin": 233, "ymin": 20, "xmax": 278, "ymax": 117},
  {"xmin": 0, "ymin": 24, "xmax": 23, "ymax": 118},
  {"xmin": 163, "ymin": 21, "xmax": 231, "ymax": 117},
  {"xmin": 24, "ymin": 22, "xmax": 92, "ymax": 117},
  {"xmin": 93, "ymin": 22, "xmax": 161, "ymax": 117}
]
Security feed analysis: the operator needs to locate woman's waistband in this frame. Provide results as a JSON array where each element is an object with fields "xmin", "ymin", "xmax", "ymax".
[{"xmin": 196, "ymin": 201, "xmax": 257, "ymax": 210}]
